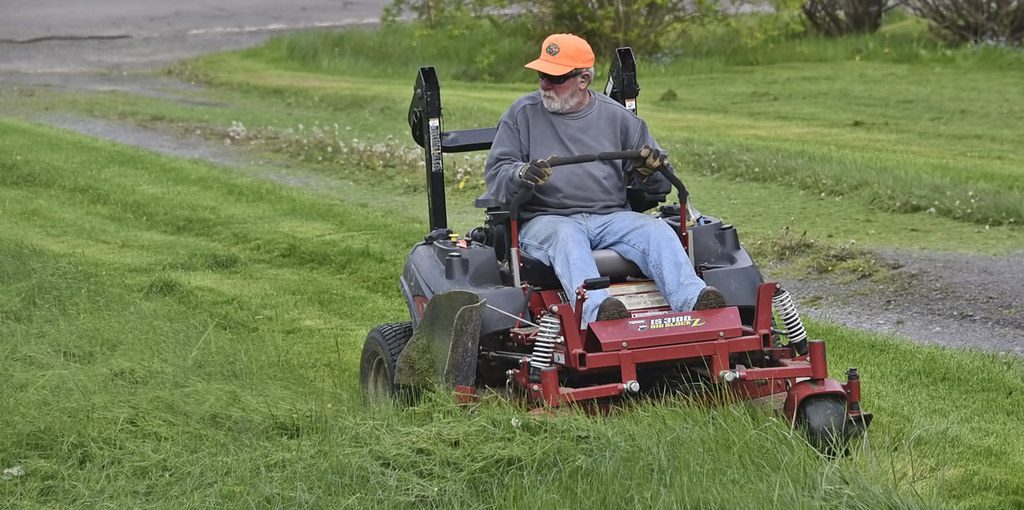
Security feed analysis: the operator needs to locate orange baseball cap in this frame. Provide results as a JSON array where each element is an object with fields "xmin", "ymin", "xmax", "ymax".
[{"xmin": 524, "ymin": 33, "xmax": 595, "ymax": 76}]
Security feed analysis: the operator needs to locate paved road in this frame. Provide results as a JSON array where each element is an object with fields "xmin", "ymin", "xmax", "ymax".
[{"xmin": 0, "ymin": 0, "xmax": 390, "ymax": 72}]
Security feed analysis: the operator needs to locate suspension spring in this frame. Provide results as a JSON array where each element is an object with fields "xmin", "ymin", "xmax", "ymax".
[
  {"xmin": 530, "ymin": 315, "xmax": 563, "ymax": 370},
  {"xmin": 772, "ymin": 288, "xmax": 809, "ymax": 355}
]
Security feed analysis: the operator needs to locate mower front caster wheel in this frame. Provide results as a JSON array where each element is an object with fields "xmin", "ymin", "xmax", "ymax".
[
  {"xmin": 360, "ymin": 322, "xmax": 413, "ymax": 403},
  {"xmin": 797, "ymin": 395, "xmax": 850, "ymax": 454}
]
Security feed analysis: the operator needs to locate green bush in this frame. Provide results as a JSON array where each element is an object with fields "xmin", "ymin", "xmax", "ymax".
[
  {"xmin": 384, "ymin": 0, "xmax": 724, "ymax": 57},
  {"xmin": 520, "ymin": 0, "xmax": 719, "ymax": 56},
  {"xmin": 802, "ymin": 0, "xmax": 896, "ymax": 36}
]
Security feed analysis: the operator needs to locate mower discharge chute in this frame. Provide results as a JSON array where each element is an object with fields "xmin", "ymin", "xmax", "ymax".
[
  {"xmin": 359, "ymin": 48, "xmax": 872, "ymax": 450},
  {"xmin": 394, "ymin": 290, "xmax": 485, "ymax": 391}
]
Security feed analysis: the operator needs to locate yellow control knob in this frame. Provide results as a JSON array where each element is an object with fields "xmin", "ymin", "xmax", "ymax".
[{"xmin": 449, "ymin": 233, "xmax": 459, "ymax": 244}]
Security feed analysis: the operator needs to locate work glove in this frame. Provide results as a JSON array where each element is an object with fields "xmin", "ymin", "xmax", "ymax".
[
  {"xmin": 519, "ymin": 159, "xmax": 553, "ymax": 187},
  {"xmin": 633, "ymin": 144, "xmax": 667, "ymax": 177}
]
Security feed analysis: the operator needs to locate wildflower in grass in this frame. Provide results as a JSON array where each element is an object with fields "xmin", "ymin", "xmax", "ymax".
[
  {"xmin": 1, "ymin": 466, "xmax": 24, "ymax": 480},
  {"xmin": 227, "ymin": 121, "xmax": 247, "ymax": 143}
]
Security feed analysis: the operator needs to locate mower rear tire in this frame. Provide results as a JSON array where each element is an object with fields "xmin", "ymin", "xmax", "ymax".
[
  {"xmin": 360, "ymin": 322, "xmax": 413, "ymax": 403},
  {"xmin": 797, "ymin": 395, "xmax": 849, "ymax": 454}
]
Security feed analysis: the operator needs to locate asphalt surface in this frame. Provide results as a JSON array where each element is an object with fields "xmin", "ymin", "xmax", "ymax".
[{"xmin": 0, "ymin": 0, "xmax": 390, "ymax": 72}]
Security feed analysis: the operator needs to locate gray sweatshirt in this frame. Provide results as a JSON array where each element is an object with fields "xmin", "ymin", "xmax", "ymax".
[{"xmin": 484, "ymin": 89, "xmax": 672, "ymax": 221}]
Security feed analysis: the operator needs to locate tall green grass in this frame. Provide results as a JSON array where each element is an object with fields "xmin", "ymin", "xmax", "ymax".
[
  {"xmin": 2, "ymin": 116, "xmax": 1024, "ymax": 507},
  {"xmin": 243, "ymin": 13, "xmax": 1024, "ymax": 83},
  {"xmin": 669, "ymin": 10, "xmax": 1024, "ymax": 71},
  {"xmin": 242, "ymin": 22, "xmax": 536, "ymax": 83}
]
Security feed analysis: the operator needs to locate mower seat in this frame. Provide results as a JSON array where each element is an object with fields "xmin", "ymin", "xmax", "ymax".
[
  {"xmin": 520, "ymin": 249, "xmax": 645, "ymax": 290},
  {"xmin": 473, "ymin": 197, "xmax": 648, "ymax": 289}
]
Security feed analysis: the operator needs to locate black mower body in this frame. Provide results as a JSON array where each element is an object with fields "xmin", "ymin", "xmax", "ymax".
[
  {"xmin": 400, "ymin": 238, "xmax": 526, "ymax": 338},
  {"xmin": 399, "ymin": 214, "xmax": 765, "ymax": 330},
  {"xmin": 684, "ymin": 216, "xmax": 765, "ymax": 324}
]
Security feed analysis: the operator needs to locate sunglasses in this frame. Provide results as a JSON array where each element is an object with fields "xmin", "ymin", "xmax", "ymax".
[{"xmin": 538, "ymin": 69, "xmax": 584, "ymax": 84}]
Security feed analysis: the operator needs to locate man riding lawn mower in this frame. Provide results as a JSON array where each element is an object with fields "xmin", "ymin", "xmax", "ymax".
[{"xmin": 360, "ymin": 34, "xmax": 872, "ymax": 451}]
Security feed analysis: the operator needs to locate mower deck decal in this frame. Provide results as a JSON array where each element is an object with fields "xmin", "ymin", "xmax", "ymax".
[
  {"xmin": 588, "ymin": 306, "xmax": 744, "ymax": 351},
  {"xmin": 649, "ymin": 315, "xmax": 704, "ymax": 329}
]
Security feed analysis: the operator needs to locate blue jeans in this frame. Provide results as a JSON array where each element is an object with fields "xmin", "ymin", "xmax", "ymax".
[{"xmin": 519, "ymin": 211, "xmax": 706, "ymax": 325}]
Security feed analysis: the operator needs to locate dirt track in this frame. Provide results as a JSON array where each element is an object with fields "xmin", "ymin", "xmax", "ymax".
[
  {"xmin": 782, "ymin": 249, "xmax": 1024, "ymax": 354},
  {"xmin": 2, "ymin": 3, "xmax": 1022, "ymax": 356}
]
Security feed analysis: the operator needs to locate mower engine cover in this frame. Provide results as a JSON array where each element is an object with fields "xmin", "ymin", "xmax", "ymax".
[{"xmin": 400, "ymin": 238, "xmax": 527, "ymax": 337}]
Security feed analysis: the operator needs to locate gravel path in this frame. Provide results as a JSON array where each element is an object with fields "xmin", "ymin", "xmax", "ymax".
[
  {"xmin": 1, "ymin": 3, "xmax": 1021, "ymax": 355},
  {"xmin": 781, "ymin": 249, "xmax": 1024, "ymax": 355}
]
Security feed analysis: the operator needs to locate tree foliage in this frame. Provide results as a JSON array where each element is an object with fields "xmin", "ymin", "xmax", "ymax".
[
  {"xmin": 518, "ymin": 0, "xmax": 719, "ymax": 56},
  {"xmin": 384, "ymin": 0, "xmax": 722, "ymax": 57},
  {"xmin": 802, "ymin": 0, "xmax": 895, "ymax": 35},
  {"xmin": 901, "ymin": 0, "xmax": 1024, "ymax": 44}
]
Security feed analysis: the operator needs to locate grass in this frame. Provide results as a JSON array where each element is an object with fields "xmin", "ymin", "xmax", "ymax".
[
  {"xmin": 672, "ymin": 12, "xmax": 1024, "ymax": 69},
  {"xmin": 2, "ymin": 34, "xmax": 1022, "ymax": 255},
  {"xmin": 646, "ymin": 60, "xmax": 1023, "ymax": 225},
  {"xmin": 178, "ymin": 20, "xmax": 1023, "ymax": 226},
  {"xmin": 243, "ymin": 23, "xmax": 537, "ymax": 82},
  {"xmin": 4, "ymin": 117, "xmax": 1024, "ymax": 508},
  {"xmin": 2, "ymin": 17, "xmax": 1023, "ymax": 506},
  {"xmin": 9, "ymin": 84, "xmax": 1022, "ymax": 265},
  {"xmin": 13, "ymin": 17, "xmax": 1017, "ymax": 231}
]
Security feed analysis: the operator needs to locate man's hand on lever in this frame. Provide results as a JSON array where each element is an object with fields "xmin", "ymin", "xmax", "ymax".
[
  {"xmin": 519, "ymin": 159, "xmax": 554, "ymax": 187},
  {"xmin": 633, "ymin": 144, "xmax": 667, "ymax": 177}
]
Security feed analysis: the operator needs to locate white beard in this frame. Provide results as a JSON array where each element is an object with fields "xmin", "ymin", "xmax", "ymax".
[{"xmin": 542, "ymin": 88, "xmax": 585, "ymax": 113}]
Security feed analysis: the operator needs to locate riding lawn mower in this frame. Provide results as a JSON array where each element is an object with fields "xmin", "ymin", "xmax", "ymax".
[{"xmin": 359, "ymin": 48, "xmax": 872, "ymax": 449}]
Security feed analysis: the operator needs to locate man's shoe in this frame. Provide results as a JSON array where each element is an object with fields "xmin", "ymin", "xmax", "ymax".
[
  {"xmin": 693, "ymin": 286, "xmax": 727, "ymax": 311},
  {"xmin": 596, "ymin": 297, "xmax": 630, "ymax": 321}
]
